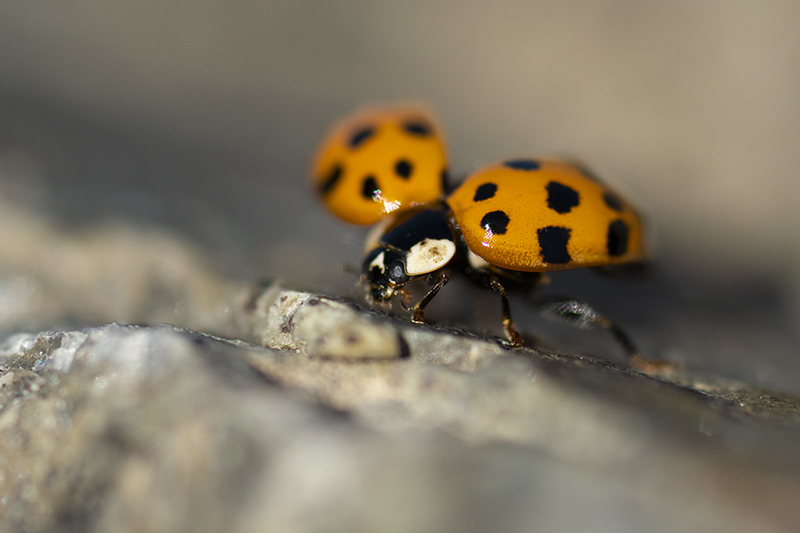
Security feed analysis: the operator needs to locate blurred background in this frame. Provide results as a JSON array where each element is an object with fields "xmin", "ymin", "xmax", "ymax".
[{"xmin": 0, "ymin": 0, "xmax": 799, "ymax": 389}]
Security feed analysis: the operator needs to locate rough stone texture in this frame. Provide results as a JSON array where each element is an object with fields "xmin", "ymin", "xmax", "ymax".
[
  {"xmin": 243, "ymin": 285, "xmax": 405, "ymax": 360},
  {"xmin": 2, "ymin": 323, "xmax": 800, "ymax": 533},
  {"xmin": 1, "ymin": 313, "xmax": 800, "ymax": 533},
  {"xmin": 0, "ymin": 200, "xmax": 244, "ymax": 338},
  {"xmin": 0, "ymin": 151, "xmax": 800, "ymax": 531}
]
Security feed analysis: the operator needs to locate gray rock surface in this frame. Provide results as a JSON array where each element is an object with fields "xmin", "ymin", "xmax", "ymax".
[
  {"xmin": 0, "ymin": 146, "xmax": 799, "ymax": 532},
  {"xmin": 2, "ymin": 321, "xmax": 800, "ymax": 533},
  {"xmin": 1, "ymin": 214, "xmax": 800, "ymax": 532}
]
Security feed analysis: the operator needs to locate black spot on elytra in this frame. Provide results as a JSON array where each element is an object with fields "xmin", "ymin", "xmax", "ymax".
[
  {"xmin": 537, "ymin": 226, "xmax": 571, "ymax": 264},
  {"xmin": 395, "ymin": 159, "xmax": 413, "ymax": 179},
  {"xmin": 348, "ymin": 126, "xmax": 375, "ymax": 148},
  {"xmin": 473, "ymin": 183, "xmax": 497, "ymax": 202},
  {"xmin": 349, "ymin": 127, "xmax": 375, "ymax": 148},
  {"xmin": 546, "ymin": 181, "xmax": 580, "ymax": 214},
  {"xmin": 504, "ymin": 159, "xmax": 541, "ymax": 171},
  {"xmin": 480, "ymin": 210, "xmax": 510, "ymax": 235},
  {"xmin": 603, "ymin": 191, "xmax": 623, "ymax": 212},
  {"xmin": 362, "ymin": 176, "xmax": 380, "ymax": 199},
  {"xmin": 402, "ymin": 120, "xmax": 432, "ymax": 136},
  {"xmin": 319, "ymin": 164, "xmax": 343, "ymax": 196},
  {"xmin": 441, "ymin": 167, "xmax": 449, "ymax": 192},
  {"xmin": 607, "ymin": 219, "xmax": 629, "ymax": 256}
]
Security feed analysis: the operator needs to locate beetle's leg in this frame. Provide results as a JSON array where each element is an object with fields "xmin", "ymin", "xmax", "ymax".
[
  {"xmin": 536, "ymin": 297, "xmax": 678, "ymax": 375},
  {"xmin": 396, "ymin": 287, "xmax": 414, "ymax": 311},
  {"xmin": 487, "ymin": 273, "xmax": 523, "ymax": 347},
  {"xmin": 411, "ymin": 269, "xmax": 451, "ymax": 324}
]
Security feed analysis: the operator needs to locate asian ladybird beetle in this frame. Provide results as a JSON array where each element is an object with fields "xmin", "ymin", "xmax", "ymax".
[
  {"xmin": 311, "ymin": 104, "xmax": 674, "ymax": 374},
  {"xmin": 360, "ymin": 157, "xmax": 648, "ymax": 345},
  {"xmin": 311, "ymin": 104, "xmax": 448, "ymax": 225}
]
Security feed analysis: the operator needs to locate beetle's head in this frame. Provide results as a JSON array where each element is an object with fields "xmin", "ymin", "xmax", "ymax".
[{"xmin": 361, "ymin": 247, "xmax": 409, "ymax": 302}]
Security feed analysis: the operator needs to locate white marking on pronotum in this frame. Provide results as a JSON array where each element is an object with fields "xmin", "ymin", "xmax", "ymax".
[
  {"xmin": 405, "ymin": 239, "xmax": 456, "ymax": 276},
  {"xmin": 467, "ymin": 249, "xmax": 490, "ymax": 271},
  {"xmin": 369, "ymin": 251, "xmax": 386, "ymax": 273}
]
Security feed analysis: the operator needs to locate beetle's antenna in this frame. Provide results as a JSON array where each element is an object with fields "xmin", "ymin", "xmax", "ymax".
[{"xmin": 342, "ymin": 263, "xmax": 360, "ymax": 277}]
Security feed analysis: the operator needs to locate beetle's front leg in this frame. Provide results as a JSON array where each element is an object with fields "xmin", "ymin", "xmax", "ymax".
[{"xmin": 411, "ymin": 269, "xmax": 451, "ymax": 324}]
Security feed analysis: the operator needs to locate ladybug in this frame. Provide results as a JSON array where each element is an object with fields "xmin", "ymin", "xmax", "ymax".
[
  {"xmin": 311, "ymin": 104, "xmax": 448, "ymax": 225},
  {"xmin": 312, "ymin": 104, "xmax": 673, "ymax": 373}
]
